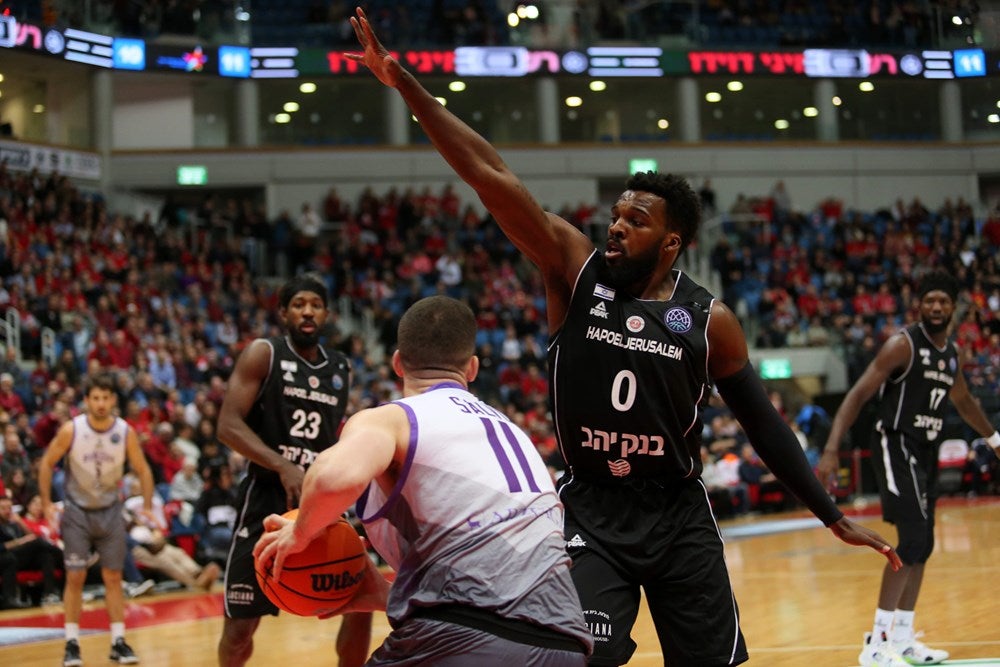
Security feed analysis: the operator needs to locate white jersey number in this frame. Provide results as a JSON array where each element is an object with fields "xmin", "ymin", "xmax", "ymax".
[
  {"xmin": 611, "ymin": 370, "xmax": 638, "ymax": 412},
  {"xmin": 289, "ymin": 409, "xmax": 322, "ymax": 440}
]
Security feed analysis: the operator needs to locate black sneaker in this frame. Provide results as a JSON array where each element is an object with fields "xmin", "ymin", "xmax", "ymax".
[
  {"xmin": 63, "ymin": 639, "xmax": 82, "ymax": 667},
  {"xmin": 109, "ymin": 638, "xmax": 139, "ymax": 664}
]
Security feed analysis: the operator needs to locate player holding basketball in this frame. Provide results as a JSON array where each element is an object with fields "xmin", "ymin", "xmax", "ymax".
[
  {"xmin": 216, "ymin": 276, "xmax": 372, "ymax": 667},
  {"xmin": 345, "ymin": 8, "xmax": 899, "ymax": 666},
  {"xmin": 818, "ymin": 269, "xmax": 1000, "ymax": 667},
  {"xmin": 256, "ymin": 295, "xmax": 592, "ymax": 665},
  {"xmin": 38, "ymin": 372, "xmax": 155, "ymax": 666}
]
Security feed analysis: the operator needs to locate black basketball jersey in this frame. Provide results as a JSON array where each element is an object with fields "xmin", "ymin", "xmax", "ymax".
[
  {"xmin": 548, "ymin": 252, "xmax": 713, "ymax": 482},
  {"xmin": 876, "ymin": 322, "xmax": 957, "ymax": 467},
  {"xmin": 245, "ymin": 336, "xmax": 351, "ymax": 484}
]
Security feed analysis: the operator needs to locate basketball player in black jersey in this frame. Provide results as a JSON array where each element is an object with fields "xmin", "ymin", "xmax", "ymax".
[
  {"xmin": 216, "ymin": 276, "xmax": 372, "ymax": 667},
  {"xmin": 818, "ymin": 270, "xmax": 1000, "ymax": 667},
  {"xmin": 348, "ymin": 9, "xmax": 900, "ymax": 665}
]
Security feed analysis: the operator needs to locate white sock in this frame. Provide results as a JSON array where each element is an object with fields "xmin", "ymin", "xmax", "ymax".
[
  {"xmin": 111, "ymin": 622, "xmax": 125, "ymax": 643},
  {"xmin": 65, "ymin": 623, "xmax": 80, "ymax": 642},
  {"xmin": 892, "ymin": 610, "xmax": 915, "ymax": 644},
  {"xmin": 872, "ymin": 608, "xmax": 894, "ymax": 643}
]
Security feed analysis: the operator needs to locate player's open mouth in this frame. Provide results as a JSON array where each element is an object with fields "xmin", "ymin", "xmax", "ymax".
[
  {"xmin": 300, "ymin": 323, "xmax": 316, "ymax": 333},
  {"xmin": 605, "ymin": 241, "xmax": 623, "ymax": 259}
]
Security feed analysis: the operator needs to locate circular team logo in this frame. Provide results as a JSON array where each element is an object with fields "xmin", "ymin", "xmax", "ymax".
[
  {"xmin": 111, "ymin": 433, "xmax": 121, "ymax": 444},
  {"xmin": 937, "ymin": 360, "xmax": 945, "ymax": 371},
  {"xmin": 949, "ymin": 358, "xmax": 956, "ymax": 372},
  {"xmin": 626, "ymin": 315, "xmax": 645, "ymax": 333},
  {"xmin": 308, "ymin": 376, "xmax": 319, "ymax": 389},
  {"xmin": 663, "ymin": 307, "xmax": 693, "ymax": 334},
  {"xmin": 332, "ymin": 375, "xmax": 344, "ymax": 390}
]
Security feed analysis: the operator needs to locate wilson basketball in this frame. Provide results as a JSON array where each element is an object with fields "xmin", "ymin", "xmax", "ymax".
[{"xmin": 254, "ymin": 509, "xmax": 368, "ymax": 616}]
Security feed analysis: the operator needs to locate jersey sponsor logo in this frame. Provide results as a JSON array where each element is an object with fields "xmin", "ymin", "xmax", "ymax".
[
  {"xmin": 589, "ymin": 301, "xmax": 609, "ymax": 319},
  {"xmin": 585, "ymin": 326, "xmax": 683, "ymax": 359},
  {"xmin": 465, "ymin": 505, "xmax": 560, "ymax": 531},
  {"xmin": 937, "ymin": 359, "xmax": 945, "ymax": 371},
  {"xmin": 282, "ymin": 385, "xmax": 340, "ymax": 406},
  {"xmin": 236, "ymin": 527, "xmax": 250, "ymax": 538},
  {"xmin": 110, "ymin": 432, "xmax": 121, "ymax": 444},
  {"xmin": 566, "ymin": 533, "xmax": 587, "ymax": 548},
  {"xmin": 663, "ymin": 307, "xmax": 693, "ymax": 333},
  {"xmin": 308, "ymin": 375, "xmax": 319, "ymax": 389},
  {"xmin": 279, "ymin": 444, "xmax": 319, "ymax": 467},
  {"xmin": 332, "ymin": 374, "xmax": 345, "ymax": 390},
  {"xmin": 922, "ymin": 370, "xmax": 954, "ymax": 385},
  {"xmin": 608, "ymin": 459, "xmax": 631, "ymax": 476},
  {"xmin": 626, "ymin": 315, "xmax": 644, "ymax": 332},
  {"xmin": 593, "ymin": 283, "xmax": 616, "ymax": 300},
  {"xmin": 582, "ymin": 427, "xmax": 666, "ymax": 458},
  {"xmin": 913, "ymin": 414, "xmax": 943, "ymax": 439},
  {"xmin": 283, "ymin": 371, "xmax": 295, "ymax": 382},
  {"xmin": 919, "ymin": 349, "xmax": 931, "ymax": 366},
  {"xmin": 280, "ymin": 360, "xmax": 298, "ymax": 373}
]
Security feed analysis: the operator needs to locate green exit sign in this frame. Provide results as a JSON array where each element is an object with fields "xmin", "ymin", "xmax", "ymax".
[
  {"xmin": 759, "ymin": 358, "xmax": 792, "ymax": 379},
  {"xmin": 629, "ymin": 158, "xmax": 658, "ymax": 174},
  {"xmin": 177, "ymin": 165, "xmax": 207, "ymax": 185}
]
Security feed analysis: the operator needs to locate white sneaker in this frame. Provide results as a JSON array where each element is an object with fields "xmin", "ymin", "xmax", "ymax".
[
  {"xmin": 892, "ymin": 632, "xmax": 949, "ymax": 665},
  {"xmin": 859, "ymin": 632, "xmax": 911, "ymax": 667}
]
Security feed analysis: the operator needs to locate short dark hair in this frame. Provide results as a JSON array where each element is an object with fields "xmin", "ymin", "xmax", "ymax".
[
  {"xmin": 624, "ymin": 172, "xmax": 701, "ymax": 251},
  {"xmin": 279, "ymin": 275, "xmax": 328, "ymax": 309},
  {"xmin": 917, "ymin": 269, "xmax": 959, "ymax": 302},
  {"xmin": 397, "ymin": 296, "xmax": 476, "ymax": 372},
  {"xmin": 84, "ymin": 372, "xmax": 116, "ymax": 396}
]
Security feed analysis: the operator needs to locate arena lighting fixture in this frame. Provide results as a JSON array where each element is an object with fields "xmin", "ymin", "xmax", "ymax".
[
  {"xmin": 859, "ymin": 81, "xmax": 874, "ymax": 92},
  {"xmin": 774, "ymin": 119, "xmax": 790, "ymax": 130},
  {"xmin": 448, "ymin": 81, "xmax": 466, "ymax": 92},
  {"xmin": 299, "ymin": 82, "xmax": 316, "ymax": 93},
  {"xmin": 0, "ymin": 74, "xmax": 4, "ymax": 82},
  {"xmin": 283, "ymin": 102, "xmax": 299, "ymax": 113},
  {"xmin": 565, "ymin": 96, "xmax": 582, "ymax": 107},
  {"xmin": 988, "ymin": 114, "xmax": 1000, "ymax": 124},
  {"xmin": 705, "ymin": 92, "xmax": 722, "ymax": 103},
  {"xmin": 727, "ymin": 81, "xmax": 743, "ymax": 91},
  {"xmin": 803, "ymin": 106, "xmax": 819, "ymax": 117},
  {"xmin": 657, "ymin": 119, "xmax": 669, "ymax": 129},
  {"xmin": 435, "ymin": 96, "xmax": 447, "ymax": 106},
  {"xmin": 832, "ymin": 96, "xmax": 843, "ymax": 106},
  {"xmin": 589, "ymin": 81, "xmax": 607, "ymax": 92},
  {"xmin": 507, "ymin": 13, "xmax": 520, "ymax": 27},
  {"xmin": 275, "ymin": 113, "xmax": 291, "ymax": 123},
  {"xmin": 33, "ymin": 104, "xmax": 45, "ymax": 113},
  {"xmin": 952, "ymin": 15, "xmax": 963, "ymax": 25}
]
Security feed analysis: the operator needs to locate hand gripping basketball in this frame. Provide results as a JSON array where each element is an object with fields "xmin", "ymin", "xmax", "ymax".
[{"xmin": 253, "ymin": 509, "xmax": 369, "ymax": 616}]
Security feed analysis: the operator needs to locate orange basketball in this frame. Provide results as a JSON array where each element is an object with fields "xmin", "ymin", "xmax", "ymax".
[{"xmin": 254, "ymin": 509, "xmax": 368, "ymax": 616}]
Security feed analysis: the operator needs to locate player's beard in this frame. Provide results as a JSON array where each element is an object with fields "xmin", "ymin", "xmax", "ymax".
[
  {"xmin": 605, "ymin": 245, "xmax": 660, "ymax": 289},
  {"xmin": 922, "ymin": 316, "xmax": 951, "ymax": 336},
  {"xmin": 289, "ymin": 326, "xmax": 321, "ymax": 349}
]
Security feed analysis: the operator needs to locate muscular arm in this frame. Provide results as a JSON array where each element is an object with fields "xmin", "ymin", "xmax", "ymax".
[
  {"xmin": 38, "ymin": 421, "xmax": 74, "ymax": 514},
  {"xmin": 254, "ymin": 404, "xmax": 404, "ymax": 578},
  {"xmin": 817, "ymin": 333, "xmax": 911, "ymax": 483},
  {"xmin": 124, "ymin": 426, "xmax": 155, "ymax": 514},
  {"xmin": 708, "ymin": 302, "xmax": 842, "ymax": 525},
  {"xmin": 708, "ymin": 303, "xmax": 899, "ymax": 567},
  {"xmin": 217, "ymin": 339, "xmax": 289, "ymax": 473},
  {"xmin": 948, "ymin": 365, "xmax": 996, "ymax": 438},
  {"xmin": 347, "ymin": 8, "xmax": 593, "ymax": 330}
]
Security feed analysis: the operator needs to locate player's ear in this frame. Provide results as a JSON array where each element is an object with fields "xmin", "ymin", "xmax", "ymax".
[
  {"xmin": 663, "ymin": 234, "xmax": 681, "ymax": 252},
  {"xmin": 465, "ymin": 355, "xmax": 479, "ymax": 384},
  {"xmin": 390, "ymin": 350, "xmax": 405, "ymax": 378}
]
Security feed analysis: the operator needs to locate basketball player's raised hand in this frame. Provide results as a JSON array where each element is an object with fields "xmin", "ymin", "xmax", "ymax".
[
  {"xmin": 829, "ymin": 517, "xmax": 902, "ymax": 571},
  {"xmin": 346, "ymin": 7, "xmax": 404, "ymax": 88}
]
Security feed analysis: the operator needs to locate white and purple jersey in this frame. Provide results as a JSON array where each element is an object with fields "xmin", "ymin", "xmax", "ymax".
[
  {"xmin": 357, "ymin": 382, "xmax": 590, "ymax": 649},
  {"xmin": 64, "ymin": 414, "xmax": 131, "ymax": 509}
]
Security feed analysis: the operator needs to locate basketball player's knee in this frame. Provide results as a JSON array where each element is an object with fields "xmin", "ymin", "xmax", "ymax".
[
  {"xmin": 896, "ymin": 530, "xmax": 932, "ymax": 565},
  {"xmin": 223, "ymin": 617, "xmax": 259, "ymax": 646}
]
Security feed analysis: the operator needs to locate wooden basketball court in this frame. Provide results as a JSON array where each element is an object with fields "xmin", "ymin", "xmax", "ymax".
[{"xmin": 3, "ymin": 497, "xmax": 998, "ymax": 666}]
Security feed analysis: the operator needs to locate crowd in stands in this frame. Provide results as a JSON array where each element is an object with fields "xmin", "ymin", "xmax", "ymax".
[
  {"xmin": 12, "ymin": 0, "xmax": 978, "ymax": 49},
  {"xmin": 1, "ymin": 157, "xmax": 999, "ymax": 606}
]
